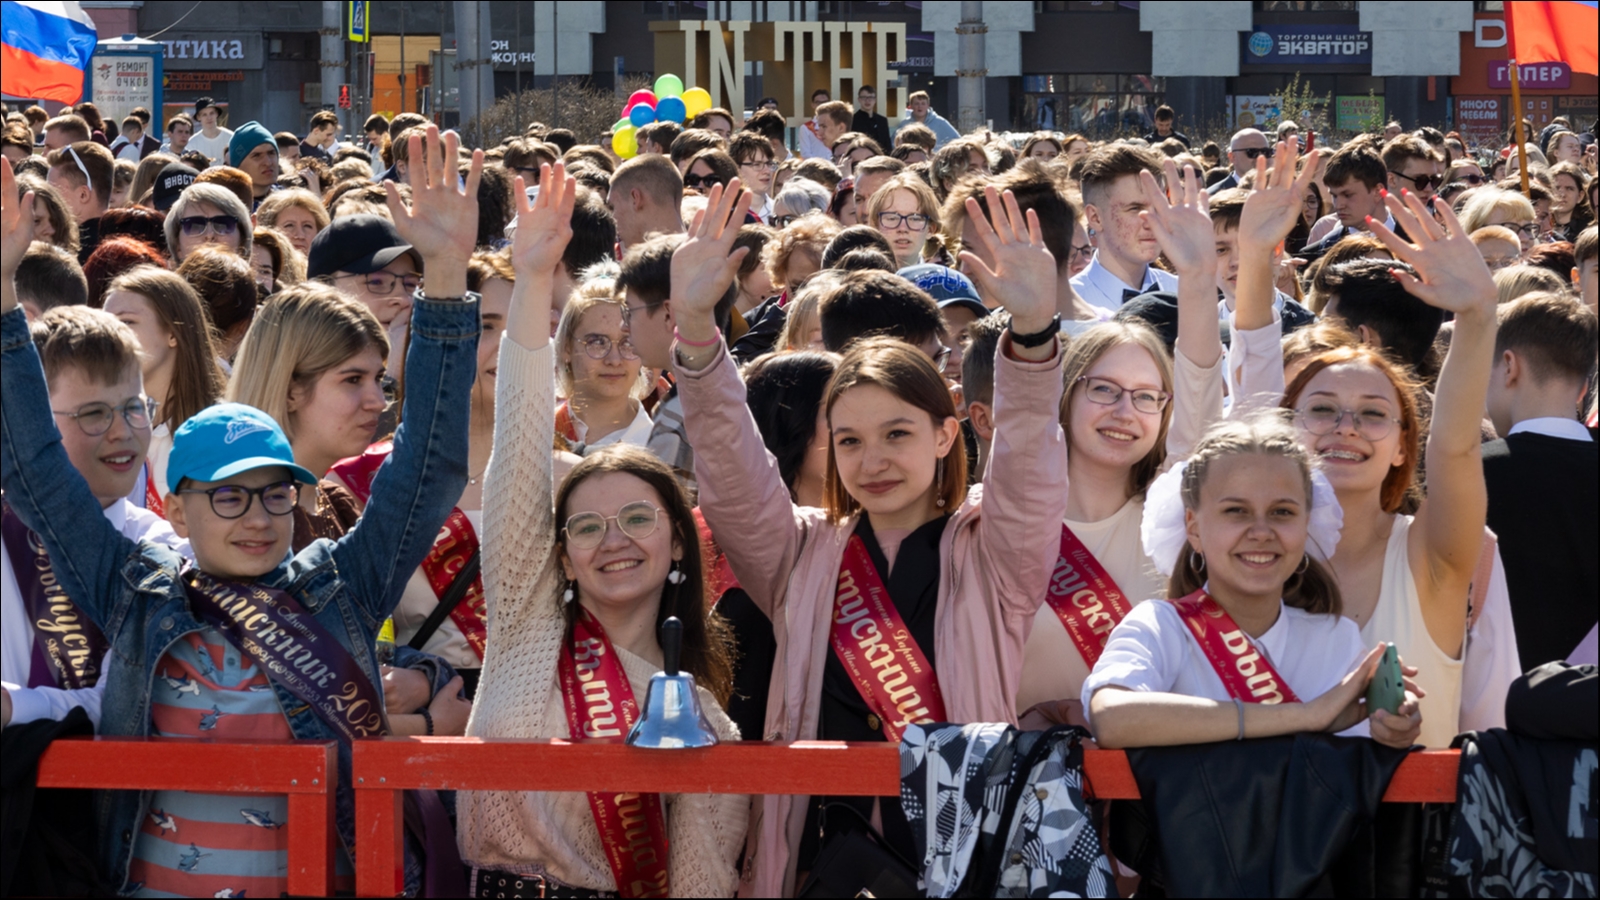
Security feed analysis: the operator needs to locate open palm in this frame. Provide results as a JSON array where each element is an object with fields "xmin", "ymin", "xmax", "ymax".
[
  {"xmin": 957, "ymin": 186, "xmax": 1056, "ymax": 333},
  {"xmin": 510, "ymin": 162, "xmax": 576, "ymax": 277},
  {"xmin": 1370, "ymin": 187, "xmax": 1496, "ymax": 315},
  {"xmin": 1237, "ymin": 139, "xmax": 1323, "ymax": 253},
  {"xmin": 1139, "ymin": 160, "xmax": 1214, "ymax": 275},
  {"xmin": 669, "ymin": 179, "xmax": 753, "ymax": 332},
  {"xmin": 386, "ymin": 126, "xmax": 483, "ymax": 265},
  {"xmin": 1, "ymin": 162, "xmax": 35, "ymax": 281}
]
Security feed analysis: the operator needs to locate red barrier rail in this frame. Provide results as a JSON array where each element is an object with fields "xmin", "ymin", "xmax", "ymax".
[
  {"xmin": 351, "ymin": 738, "xmax": 1459, "ymax": 897},
  {"xmin": 36, "ymin": 737, "xmax": 339, "ymax": 897}
]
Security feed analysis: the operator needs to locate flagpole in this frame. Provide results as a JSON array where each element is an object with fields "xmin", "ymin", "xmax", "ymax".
[{"xmin": 1509, "ymin": 58, "xmax": 1530, "ymax": 198}]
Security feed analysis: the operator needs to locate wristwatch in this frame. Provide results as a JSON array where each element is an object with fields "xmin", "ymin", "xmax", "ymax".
[{"xmin": 1009, "ymin": 314, "xmax": 1062, "ymax": 349}]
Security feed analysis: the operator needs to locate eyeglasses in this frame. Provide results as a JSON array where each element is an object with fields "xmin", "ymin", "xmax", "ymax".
[
  {"xmin": 511, "ymin": 165, "xmax": 542, "ymax": 181},
  {"xmin": 620, "ymin": 299, "xmax": 665, "ymax": 327},
  {"xmin": 1389, "ymin": 170, "xmax": 1445, "ymax": 192},
  {"xmin": 1070, "ymin": 243, "xmax": 1094, "ymax": 263},
  {"xmin": 179, "ymin": 215, "xmax": 239, "ymax": 237},
  {"xmin": 1076, "ymin": 376, "xmax": 1169, "ymax": 415},
  {"xmin": 578, "ymin": 334, "xmax": 639, "ymax": 360},
  {"xmin": 563, "ymin": 501, "xmax": 664, "ymax": 550},
  {"xmin": 1459, "ymin": 173, "xmax": 1485, "ymax": 185},
  {"xmin": 177, "ymin": 481, "xmax": 300, "ymax": 519},
  {"xmin": 683, "ymin": 173, "xmax": 725, "ymax": 190},
  {"xmin": 64, "ymin": 145, "xmax": 96, "ymax": 193},
  {"xmin": 1503, "ymin": 222, "xmax": 1540, "ymax": 239},
  {"xmin": 738, "ymin": 159, "xmax": 777, "ymax": 171},
  {"xmin": 51, "ymin": 397, "xmax": 156, "ymax": 436},
  {"xmin": 876, "ymin": 211, "xmax": 930, "ymax": 231},
  {"xmin": 1294, "ymin": 402, "xmax": 1400, "ymax": 441},
  {"xmin": 932, "ymin": 344, "xmax": 952, "ymax": 373},
  {"xmin": 338, "ymin": 271, "xmax": 422, "ymax": 295},
  {"xmin": 1235, "ymin": 147, "xmax": 1275, "ymax": 160}
]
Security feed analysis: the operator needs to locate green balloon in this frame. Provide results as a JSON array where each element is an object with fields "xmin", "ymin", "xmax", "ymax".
[
  {"xmin": 654, "ymin": 73, "xmax": 684, "ymax": 99},
  {"xmin": 613, "ymin": 118, "xmax": 630, "ymax": 133}
]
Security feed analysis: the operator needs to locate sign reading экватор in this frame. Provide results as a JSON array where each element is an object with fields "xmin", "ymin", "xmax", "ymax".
[{"xmin": 1243, "ymin": 25, "xmax": 1373, "ymax": 66}]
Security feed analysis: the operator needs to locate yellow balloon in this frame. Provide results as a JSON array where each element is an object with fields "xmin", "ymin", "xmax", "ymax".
[
  {"xmin": 612, "ymin": 125, "xmax": 638, "ymax": 159},
  {"xmin": 681, "ymin": 87, "xmax": 713, "ymax": 119}
]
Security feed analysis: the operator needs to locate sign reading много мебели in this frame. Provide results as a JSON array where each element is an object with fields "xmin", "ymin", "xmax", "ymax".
[{"xmin": 1242, "ymin": 26, "xmax": 1373, "ymax": 66}]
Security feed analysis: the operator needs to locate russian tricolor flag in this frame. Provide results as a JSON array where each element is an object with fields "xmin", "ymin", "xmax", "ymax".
[
  {"xmin": 1506, "ymin": 0, "xmax": 1599, "ymax": 75},
  {"xmin": 1, "ymin": 1, "xmax": 98, "ymax": 105}
]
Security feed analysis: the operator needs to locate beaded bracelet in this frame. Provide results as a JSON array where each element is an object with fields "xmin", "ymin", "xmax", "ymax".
[
  {"xmin": 674, "ymin": 326, "xmax": 722, "ymax": 348},
  {"xmin": 420, "ymin": 707, "xmax": 435, "ymax": 736}
]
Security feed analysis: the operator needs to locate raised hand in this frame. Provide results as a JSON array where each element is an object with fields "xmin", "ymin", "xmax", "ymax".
[
  {"xmin": 1, "ymin": 161, "xmax": 36, "ymax": 316},
  {"xmin": 957, "ymin": 186, "xmax": 1057, "ymax": 340},
  {"xmin": 510, "ymin": 163, "xmax": 576, "ymax": 278},
  {"xmin": 1369, "ymin": 188, "xmax": 1497, "ymax": 317},
  {"xmin": 1236, "ymin": 140, "xmax": 1323, "ymax": 254},
  {"xmin": 385, "ymin": 125, "xmax": 483, "ymax": 299},
  {"xmin": 1137, "ymin": 159, "xmax": 1215, "ymax": 277},
  {"xmin": 669, "ymin": 178, "xmax": 752, "ymax": 346}
]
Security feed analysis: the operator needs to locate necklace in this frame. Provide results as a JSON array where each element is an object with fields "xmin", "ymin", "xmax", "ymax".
[{"xmin": 467, "ymin": 465, "xmax": 487, "ymax": 486}]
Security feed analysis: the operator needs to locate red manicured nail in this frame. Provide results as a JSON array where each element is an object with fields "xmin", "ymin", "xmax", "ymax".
[{"xmin": 1380, "ymin": 188, "xmax": 1388, "ymax": 197}]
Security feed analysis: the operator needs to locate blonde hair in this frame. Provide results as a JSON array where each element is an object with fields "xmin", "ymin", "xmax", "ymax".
[
  {"xmin": 1167, "ymin": 413, "xmax": 1342, "ymax": 616},
  {"xmin": 1059, "ymin": 321, "xmax": 1174, "ymax": 497},
  {"xmin": 1494, "ymin": 263, "xmax": 1567, "ymax": 305},
  {"xmin": 1470, "ymin": 224, "xmax": 1519, "ymax": 247},
  {"xmin": 251, "ymin": 227, "xmax": 306, "ymax": 287},
  {"xmin": 866, "ymin": 173, "xmax": 942, "ymax": 242},
  {"xmin": 777, "ymin": 271, "xmax": 846, "ymax": 351},
  {"xmin": 553, "ymin": 280, "xmax": 649, "ymax": 400},
  {"xmin": 255, "ymin": 188, "xmax": 331, "ymax": 233},
  {"xmin": 764, "ymin": 213, "xmax": 843, "ymax": 291},
  {"xmin": 225, "ymin": 283, "xmax": 389, "ymax": 443},
  {"xmin": 1460, "ymin": 187, "xmax": 1536, "ymax": 235}
]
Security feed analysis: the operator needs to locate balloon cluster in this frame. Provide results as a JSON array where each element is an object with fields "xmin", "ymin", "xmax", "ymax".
[{"xmin": 612, "ymin": 73, "xmax": 714, "ymax": 159}]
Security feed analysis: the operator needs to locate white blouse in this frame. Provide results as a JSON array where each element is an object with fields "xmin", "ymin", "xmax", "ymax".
[
  {"xmin": 393, "ymin": 508, "xmax": 485, "ymax": 670},
  {"xmin": 1082, "ymin": 597, "xmax": 1372, "ymax": 738}
]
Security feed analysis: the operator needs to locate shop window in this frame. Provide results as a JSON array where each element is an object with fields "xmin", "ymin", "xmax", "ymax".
[
  {"xmin": 1258, "ymin": 1, "xmax": 1359, "ymax": 10},
  {"xmin": 1022, "ymin": 73, "xmax": 1165, "ymax": 134}
]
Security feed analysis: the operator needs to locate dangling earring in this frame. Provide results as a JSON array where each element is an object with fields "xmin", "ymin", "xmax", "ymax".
[
  {"xmin": 934, "ymin": 457, "xmax": 947, "ymax": 508},
  {"xmin": 666, "ymin": 562, "xmax": 685, "ymax": 585},
  {"xmin": 562, "ymin": 580, "xmax": 576, "ymax": 604},
  {"xmin": 1189, "ymin": 548, "xmax": 1206, "ymax": 572}
]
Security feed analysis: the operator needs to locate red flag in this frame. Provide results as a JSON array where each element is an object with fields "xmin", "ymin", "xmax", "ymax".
[{"xmin": 1506, "ymin": 1, "xmax": 1599, "ymax": 75}]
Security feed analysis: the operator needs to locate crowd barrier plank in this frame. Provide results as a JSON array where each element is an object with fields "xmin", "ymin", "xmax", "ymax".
[
  {"xmin": 36, "ymin": 736, "xmax": 338, "ymax": 897},
  {"xmin": 350, "ymin": 738, "xmax": 1459, "ymax": 897}
]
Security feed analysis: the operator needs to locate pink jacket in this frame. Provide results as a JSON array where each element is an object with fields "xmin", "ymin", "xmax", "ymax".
[{"xmin": 673, "ymin": 339, "xmax": 1068, "ymax": 897}]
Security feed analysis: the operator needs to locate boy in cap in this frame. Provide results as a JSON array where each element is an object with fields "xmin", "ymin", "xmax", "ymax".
[
  {"xmin": 184, "ymin": 97, "xmax": 233, "ymax": 166},
  {"xmin": 0, "ymin": 127, "xmax": 483, "ymax": 895}
]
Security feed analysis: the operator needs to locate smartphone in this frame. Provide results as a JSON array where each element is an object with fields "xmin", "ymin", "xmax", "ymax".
[
  {"xmin": 1305, "ymin": 130, "xmax": 1315, "ymax": 152},
  {"xmin": 1365, "ymin": 642, "xmax": 1405, "ymax": 716}
]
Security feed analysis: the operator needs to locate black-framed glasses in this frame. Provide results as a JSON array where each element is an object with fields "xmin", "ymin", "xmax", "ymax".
[
  {"xmin": 1076, "ymin": 376, "xmax": 1169, "ymax": 415},
  {"xmin": 738, "ymin": 159, "xmax": 776, "ymax": 171},
  {"xmin": 1236, "ymin": 147, "xmax": 1274, "ymax": 160},
  {"xmin": 876, "ymin": 211, "xmax": 930, "ymax": 231},
  {"xmin": 179, "ymin": 215, "xmax": 239, "ymax": 237},
  {"xmin": 620, "ymin": 299, "xmax": 665, "ymax": 327},
  {"xmin": 683, "ymin": 173, "xmax": 725, "ymax": 190},
  {"xmin": 178, "ymin": 481, "xmax": 300, "ymax": 519},
  {"xmin": 1294, "ymin": 403, "xmax": 1400, "ymax": 441},
  {"xmin": 1390, "ymin": 170, "xmax": 1445, "ymax": 192},
  {"xmin": 511, "ymin": 165, "xmax": 543, "ymax": 182},
  {"xmin": 579, "ymin": 334, "xmax": 639, "ymax": 360},
  {"xmin": 1070, "ymin": 243, "xmax": 1094, "ymax": 263},
  {"xmin": 1503, "ymin": 222, "xmax": 1540, "ymax": 239},
  {"xmin": 563, "ymin": 501, "xmax": 663, "ymax": 550},
  {"xmin": 51, "ymin": 397, "xmax": 157, "ymax": 436},
  {"xmin": 338, "ymin": 271, "xmax": 422, "ymax": 295}
]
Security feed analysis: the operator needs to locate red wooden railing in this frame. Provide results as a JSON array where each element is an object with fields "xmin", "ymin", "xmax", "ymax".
[
  {"xmin": 36, "ymin": 737, "xmax": 339, "ymax": 897},
  {"xmin": 350, "ymin": 738, "xmax": 1460, "ymax": 897}
]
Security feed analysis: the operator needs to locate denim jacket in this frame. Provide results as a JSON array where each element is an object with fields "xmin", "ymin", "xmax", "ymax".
[{"xmin": 0, "ymin": 296, "xmax": 478, "ymax": 893}]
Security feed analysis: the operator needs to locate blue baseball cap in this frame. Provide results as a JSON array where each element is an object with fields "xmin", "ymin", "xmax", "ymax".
[
  {"xmin": 167, "ymin": 403, "xmax": 318, "ymax": 488},
  {"xmin": 897, "ymin": 263, "xmax": 991, "ymax": 319}
]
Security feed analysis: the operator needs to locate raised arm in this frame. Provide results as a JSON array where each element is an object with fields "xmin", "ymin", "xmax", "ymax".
[
  {"xmin": 1370, "ymin": 190, "xmax": 1497, "ymax": 656},
  {"xmin": 669, "ymin": 181, "xmax": 810, "ymax": 615},
  {"xmin": 335, "ymin": 127, "xmax": 482, "ymax": 619},
  {"xmin": 957, "ymin": 187, "xmax": 1068, "ymax": 616},
  {"xmin": 0, "ymin": 163, "xmax": 133, "ymax": 630}
]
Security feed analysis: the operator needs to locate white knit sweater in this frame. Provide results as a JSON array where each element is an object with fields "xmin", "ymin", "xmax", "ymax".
[{"xmin": 457, "ymin": 336, "xmax": 746, "ymax": 896}]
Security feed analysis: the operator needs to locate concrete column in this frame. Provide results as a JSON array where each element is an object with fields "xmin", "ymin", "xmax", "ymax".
[
  {"xmin": 956, "ymin": 1, "xmax": 986, "ymax": 133},
  {"xmin": 456, "ymin": 2, "xmax": 480, "ymax": 133},
  {"xmin": 320, "ymin": 1, "xmax": 345, "ymax": 131}
]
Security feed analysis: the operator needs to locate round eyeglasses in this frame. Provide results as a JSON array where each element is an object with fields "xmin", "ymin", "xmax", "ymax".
[
  {"xmin": 51, "ymin": 397, "xmax": 157, "ymax": 436},
  {"xmin": 1076, "ymin": 376, "xmax": 1169, "ymax": 415},
  {"xmin": 177, "ymin": 482, "xmax": 300, "ymax": 519},
  {"xmin": 1294, "ymin": 403, "xmax": 1400, "ymax": 441},
  {"xmin": 578, "ymin": 334, "xmax": 639, "ymax": 360},
  {"xmin": 563, "ymin": 501, "xmax": 663, "ymax": 550}
]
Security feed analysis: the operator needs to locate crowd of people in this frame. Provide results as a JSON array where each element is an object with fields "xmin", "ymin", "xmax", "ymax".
[{"xmin": 1, "ymin": 90, "xmax": 1596, "ymax": 898}]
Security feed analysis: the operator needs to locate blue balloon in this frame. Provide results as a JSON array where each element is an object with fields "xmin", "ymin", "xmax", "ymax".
[
  {"xmin": 629, "ymin": 103, "xmax": 657, "ymax": 127},
  {"xmin": 656, "ymin": 96, "xmax": 687, "ymax": 124}
]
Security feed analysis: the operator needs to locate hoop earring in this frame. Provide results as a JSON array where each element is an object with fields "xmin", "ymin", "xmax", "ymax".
[
  {"xmin": 1296, "ymin": 554, "xmax": 1310, "ymax": 575},
  {"xmin": 934, "ymin": 456, "xmax": 947, "ymax": 507},
  {"xmin": 1189, "ymin": 549, "xmax": 1206, "ymax": 572}
]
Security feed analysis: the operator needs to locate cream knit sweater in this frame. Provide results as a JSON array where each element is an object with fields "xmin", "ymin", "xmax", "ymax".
[{"xmin": 457, "ymin": 336, "xmax": 746, "ymax": 896}]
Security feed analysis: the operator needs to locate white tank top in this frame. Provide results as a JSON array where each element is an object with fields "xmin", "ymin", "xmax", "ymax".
[{"xmin": 1358, "ymin": 514, "xmax": 1463, "ymax": 748}]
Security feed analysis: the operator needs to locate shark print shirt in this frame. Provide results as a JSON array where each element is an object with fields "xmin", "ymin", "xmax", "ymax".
[{"xmin": 129, "ymin": 628, "xmax": 293, "ymax": 898}]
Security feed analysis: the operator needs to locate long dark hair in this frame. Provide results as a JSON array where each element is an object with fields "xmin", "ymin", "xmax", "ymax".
[
  {"xmin": 553, "ymin": 445, "xmax": 736, "ymax": 705},
  {"xmin": 743, "ymin": 350, "xmax": 840, "ymax": 497},
  {"xmin": 105, "ymin": 265, "xmax": 225, "ymax": 433}
]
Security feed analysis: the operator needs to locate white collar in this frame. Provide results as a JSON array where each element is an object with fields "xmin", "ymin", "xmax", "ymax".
[
  {"xmin": 1507, "ymin": 417, "xmax": 1593, "ymax": 441},
  {"xmin": 1081, "ymin": 253, "xmax": 1156, "ymax": 296}
]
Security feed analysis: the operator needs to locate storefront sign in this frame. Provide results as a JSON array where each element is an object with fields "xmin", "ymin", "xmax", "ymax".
[
  {"xmin": 164, "ymin": 70, "xmax": 245, "ymax": 92},
  {"xmin": 1232, "ymin": 95, "xmax": 1281, "ymax": 129},
  {"xmin": 1488, "ymin": 61, "xmax": 1571, "ymax": 90},
  {"xmin": 91, "ymin": 57, "xmax": 155, "ymax": 125},
  {"xmin": 490, "ymin": 40, "xmax": 534, "ymax": 67},
  {"xmin": 1242, "ymin": 26, "xmax": 1372, "ymax": 66},
  {"xmin": 1454, "ymin": 96, "xmax": 1502, "ymax": 147},
  {"xmin": 158, "ymin": 33, "xmax": 264, "ymax": 70},
  {"xmin": 1335, "ymin": 95, "xmax": 1384, "ymax": 132}
]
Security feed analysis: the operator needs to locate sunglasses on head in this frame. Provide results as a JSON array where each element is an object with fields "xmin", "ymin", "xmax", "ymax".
[
  {"xmin": 683, "ymin": 173, "xmax": 725, "ymax": 190},
  {"xmin": 66, "ymin": 145, "xmax": 93, "ymax": 192}
]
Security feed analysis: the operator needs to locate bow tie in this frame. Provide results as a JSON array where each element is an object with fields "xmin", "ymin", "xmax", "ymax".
[{"xmin": 1123, "ymin": 287, "xmax": 1144, "ymax": 303}]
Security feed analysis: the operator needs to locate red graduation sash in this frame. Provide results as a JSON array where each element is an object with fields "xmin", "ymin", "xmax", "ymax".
[
  {"xmin": 557, "ymin": 608, "xmax": 671, "ymax": 898},
  {"xmin": 1045, "ymin": 524, "xmax": 1133, "ymax": 668},
  {"xmin": 1169, "ymin": 590, "xmax": 1300, "ymax": 704},
  {"xmin": 1, "ymin": 503, "xmax": 109, "ymax": 690},
  {"xmin": 830, "ymin": 534, "xmax": 947, "ymax": 742},
  {"xmin": 143, "ymin": 463, "xmax": 165, "ymax": 518},
  {"xmin": 331, "ymin": 443, "xmax": 488, "ymax": 660}
]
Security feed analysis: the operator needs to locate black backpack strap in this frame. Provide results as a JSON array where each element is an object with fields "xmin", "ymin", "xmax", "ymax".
[{"xmin": 407, "ymin": 548, "xmax": 481, "ymax": 650}]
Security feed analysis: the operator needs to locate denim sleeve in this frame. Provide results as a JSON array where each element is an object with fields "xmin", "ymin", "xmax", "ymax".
[
  {"xmin": 331, "ymin": 295, "xmax": 479, "ymax": 624},
  {"xmin": 391, "ymin": 645, "xmax": 459, "ymax": 707},
  {"xmin": 0, "ymin": 309, "xmax": 135, "ymax": 634}
]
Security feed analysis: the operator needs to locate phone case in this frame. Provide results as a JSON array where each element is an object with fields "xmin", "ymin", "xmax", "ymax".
[{"xmin": 1365, "ymin": 642, "xmax": 1405, "ymax": 716}]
